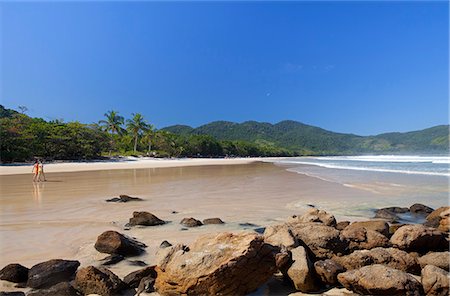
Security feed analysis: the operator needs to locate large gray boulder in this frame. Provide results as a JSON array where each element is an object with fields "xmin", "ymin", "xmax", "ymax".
[
  {"xmin": 286, "ymin": 246, "xmax": 319, "ymax": 292},
  {"xmin": 390, "ymin": 225, "xmax": 448, "ymax": 253},
  {"xmin": 421, "ymin": 265, "xmax": 449, "ymax": 296},
  {"xmin": 26, "ymin": 259, "xmax": 80, "ymax": 289},
  {"xmin": 333, "ymin": 247, "xmax": 419, "ymax": 274},
  {"xmin": 155, "ymin": 232, "xmax": 277, "ymax": 295},
  {"xmin": 337, "ymin": 264, "xmax": 422, "ymax": 296}
]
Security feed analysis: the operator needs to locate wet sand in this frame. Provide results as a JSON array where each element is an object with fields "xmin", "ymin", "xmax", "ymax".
[{"xmin": 0, "ymin": 162, "xmax": 382, "ymax": 280}]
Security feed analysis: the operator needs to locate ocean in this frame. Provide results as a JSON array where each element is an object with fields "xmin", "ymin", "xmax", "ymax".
[{"xmin": 276, "ymin": 155, "xmax": 449, "ymax": 219}]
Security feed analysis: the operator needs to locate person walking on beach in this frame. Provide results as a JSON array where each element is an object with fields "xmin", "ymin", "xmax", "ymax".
[
  {"xmin": 37, "ymin": 160, "xmax": 47, "ymax": 182},
  {"xmin": 32, "ymin": 160, "xmax": 39, "ymax": 182}
]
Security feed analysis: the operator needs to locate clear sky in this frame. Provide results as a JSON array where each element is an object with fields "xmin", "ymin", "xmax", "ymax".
[{"xmin": 1, "ymin": 1, "xmax": 448, "ymax": 135}]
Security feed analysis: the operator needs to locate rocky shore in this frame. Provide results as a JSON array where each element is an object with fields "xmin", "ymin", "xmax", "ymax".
[{"xmin": 1, "ymin": 202, "xmax": 449, "ymax": 296}]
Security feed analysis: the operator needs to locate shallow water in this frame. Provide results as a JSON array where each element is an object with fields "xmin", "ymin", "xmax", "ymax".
[{"xmin": 0, "ymin": 161, "xmax": 448, "ymax": 282}]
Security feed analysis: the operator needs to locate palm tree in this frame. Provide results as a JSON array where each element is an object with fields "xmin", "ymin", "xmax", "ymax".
[
  {"xmin": 126, "ymin": 113, "xmax": 147, "ymax": 153},
  {"xmin": 142, "ymin": 124, "xmax": 155, "ymax": 155},
  {"xmin": 99, "ymin": 110, "xmax": 125, "ymax": 155}
]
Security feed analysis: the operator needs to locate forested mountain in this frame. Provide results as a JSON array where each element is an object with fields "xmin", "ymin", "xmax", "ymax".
[{"xmin": 163, "ymin": 120, "xmax": 449, "ymax": 155}]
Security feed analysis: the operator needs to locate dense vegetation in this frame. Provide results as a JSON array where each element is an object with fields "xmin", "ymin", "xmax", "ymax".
[
  {"xmin": 164, "ymin": 120, "xmax": 449, "ymax": 155},
  {"xmin": 1, "ymin": 105, "xmax": 447, "ymax": 162},
  {"xmin": 0, "ymin": 105, "xmax": 293, "ymax": 162}
]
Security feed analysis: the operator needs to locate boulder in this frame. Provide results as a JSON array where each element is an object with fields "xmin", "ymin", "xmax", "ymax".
[
  {"xmin": 159, "ymin": 240, "xmax": 172, "ymax": 248},
  {"xmin": 345, "ymin": 220, "xmax": 390, "ymax": 237},
  {"xmin": 379, "ymin": 206, "xmax": 410, "ymax": 213},
  {"xmin": 390, "ymin": 225, "xmax": 448, "ymax": 253},
  {"xmin": 340, "ymin": 227, "xmax": 390, "ymax": 251},
  {"xmin": 202, "ymin": 218, "xmax": 225, "ymax": 224},
  {"xmin": 289, "ymin": 209, "xmax": 336, "ymax": 227},
  {"xmin": 105, "ymin": 194, "xmax": 143, "ymax": 202},
  {"xmin": 314, "ymin": 259, "xmax": 345, "ymax": 286},
  {"xmin": 128, "ymin": 211, "xmax": 165, "ymax": 226},
  {"xmin": 410, "ymin": 203, "xmax": 434, "ymax": 215},
  {"xmin": 333, "ymin": 247, "xmax": 419, "ymax": 274},
  {"xmin": 337, "ymin": 264, "xmax": 422, "ymax": 296},
  {"xmin": 0, "ymin": 293, "xmax": 26, "ymax": 296},
  {"xmin": 154, "ymin": 232, "xmax": 277, "ymax": 295},
  {"xmin": 123, "ymin": 265, "xmax": 156, "ymax": 288},
  {"xmin": 421, "ymin": 265, "xmax": 449, "ymax": 296},
  {"xmin": 94, "ymin": 230, "xmax": 146, "ymax": 256},
  {"xmin": 426, "ymin": 207, "xmax": 450, "ymax": 222},
  {"xmin": 287, "ymin": 246, "xmax": 319, "ymax": 292},
  {"xmin": 263, "ymin": 224, "xmax": 298, "ymax": 250},
  {"xmin": 289, "ymin": 222, "xmax": 348, "ymax": 259},
  {"xmin": 335, "ymin": 221, "xmax": 350, "ymax": 231},
  {"xmin": 418, "ymin": 252, "xmax": 450, "ymax": 271},
  {"xmin": 99, "ymin": 254, "xmax": 124, "ymax": 266},
  {"xmin": 0, "ymin": 263, "xmax": 29, "ymax": 283},
  {"xmin": 27, "ymin": 282, "xmax": 80, "ymax": 296},
  {"xmin": 27, "ymin": 259, "xmax": 80, "ymax": 289},
  {"xmin": 136, "ymin": 275, "xmax": 155, "ymax": 295},
  {"xmin": 180, "ymin": 217, "xmax": 203, "ymax": 227},
  {"xmin": 438, "ymin": 208, "xmax": 450, "ymax": 232},
  {"xmin": 74, "ymin": 266, "xmax": 125, "ymax": 296},
  {"xmin": 374, "ymin": 208, "xmax": 400, "ymax": 222},
  {"xmin": 390, "ymin": 223, "xmax": 407, "ymax": 236}
]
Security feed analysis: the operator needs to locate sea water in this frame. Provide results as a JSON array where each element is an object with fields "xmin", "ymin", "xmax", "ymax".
[{"xmin": 276, "ymin": 155, "xmax": 449, "ymax": 219}]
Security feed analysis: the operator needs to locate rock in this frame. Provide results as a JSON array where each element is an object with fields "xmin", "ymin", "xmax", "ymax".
[
  {"xmin": 27, "ymin": 282, "xmax": 80, "ymax": 296},
  {"xmin": 390, "ymin": 223, "xmax": 407, "ymax": 235},
  {"xmin": 421, "ymin": 265, "xmax": 449, "ymax": 296},
  {"xmin": 314, "ymin": 259, "xmax": 345, "ymax": 286},
  {"xmin": 374, "ymin": 208, "xmax": 400, "ymax": 222},
  {"xmin": 123, "ymin": 265, "xmax": 156, "ymax": 288},
  {"xmin": 335, "ymin": 221, "xmax": 350, "ymax": 231},
  {"xmin": 288, "ymin": 208, "xmax": 336, "ymax": 227},
  {"xmin": 379, "ymin": 206, "xmax": 410, "ymax": 213},
  {"xmin": 438, "ymin": 209, "xmax": 450, "ymax": 232},
  {"xmin": 202, "ymin": 218, "xmax": 225, "ymax": 224},
  {"xmin": 180, "ymin": 217, "xmax": 203, "ymax": 227},
  {"xmin": 410, "ymin": 203, "xmax": 434, "ymax": 215},
  {"xmin": 171, "ymin": 210, "xmax": 179, "ymax": 214},
  {"xmin": 155, "ymin": 232, "xmax": 277, "ymax": 295},
  {"xmin": 333, "ymin": 247, "xmax": 419, "ymax": 274},
  {"xmin": 427, "ymin": 207, "xmax": 450, "ymax": 221},
  {"xmin": 105, "ymin": 194, "xmax": 143, "ymax": 202},
  {"xmin": 159, "ymin": 240, "xmax": 172, "ymax": 248},
  {"xmin": 129, "ymin": 211, "xmax": 166, "ymax": 226},
  {"xmin": 263, "ymin": 224, "xmax": 298, "ymax": 250},
  {"xmin": 418, "ymin": 252, "xmax": 450, "ymax": 271},
  {"xmin": 136, "ymin": 275, "xmax": 156, "ymax": 295},
  {"xmin": 287, "ymin": 246, "xmax": 319, "ymax": 292},
  {"xmin": 27, "ymin": 259, "xmax": 80, "ymax": 289},
  {"xmin": 254, "ymin": 227, "xmax": 266, "ymax": 234},
  {"xmin": 239, "ymin": 222, "xmax": 259, "ymax": 228},
  {"xmin": 74, "ymin": 266, "xmax": 125, "ymax": 296},
  {"xmin": 424, "ymin": 218, "xmax": 441, "ymax": 228},
  {"xmin": 94, "ymin": 230, "xmax": 146, "ymax": 256},
  {"xmin": 345, "ymin": 220, "xmax": 390, "ymax": 237},
  {"xmin": 275, "ymin": 249, "xmax": 292, "ymax": 274},
  {"xmin": 340, "ymin": 227, "xmax": 390, "ymax": 251},
  {"xmin": 390, "ymin": 225, "xmax": 448, "ymax": 253},
  {"xmin": 337, "ymin": 264, "xmax": 422, "ymax": 296},
  {"xmin": 99, "ymin": 254, "xmax": 124, "ymax": 266},
  {"xmin": 289, "ymin": 222, "xmax": 348, "ymax": 259},
  {"xmin": 128, "ymin": 260, "xmax": 147, "ymax": 267},
  {"xmin": 0, "ymin": 263, "xmax": 29, "ymax": 283},
  {"xmin": 0, "ymin": 292, "xmax": 26, "ymax": 296}
]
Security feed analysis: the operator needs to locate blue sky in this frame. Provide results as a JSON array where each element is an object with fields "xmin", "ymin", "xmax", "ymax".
[{"xmin": 1, "ymin": 1, "xmax": 448, "ymax": 135}]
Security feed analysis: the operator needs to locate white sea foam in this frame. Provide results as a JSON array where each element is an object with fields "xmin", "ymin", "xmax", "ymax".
[{"xmin": 314, "ymin": 155, "xmax": 450, "ymax": 163}]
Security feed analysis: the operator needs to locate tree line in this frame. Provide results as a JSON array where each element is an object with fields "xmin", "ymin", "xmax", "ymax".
[{"xmin": 0, "ymin": 105, "xmax": 295, "ymax": 162}]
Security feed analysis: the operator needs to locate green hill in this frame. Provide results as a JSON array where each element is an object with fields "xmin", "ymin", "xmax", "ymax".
[{"xmin": 163, "ymin": 120, "xmax": 449, "ymax": 155}]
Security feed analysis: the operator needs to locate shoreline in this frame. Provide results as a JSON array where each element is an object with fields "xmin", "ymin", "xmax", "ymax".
[{"xmin": 0, "ymin": 157, "xmax": 284, "ymax": 176}]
